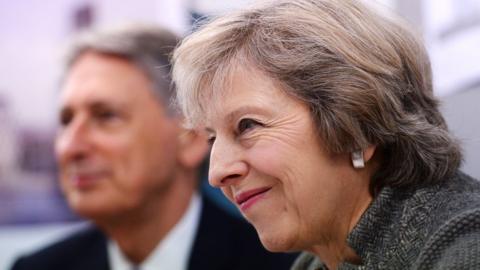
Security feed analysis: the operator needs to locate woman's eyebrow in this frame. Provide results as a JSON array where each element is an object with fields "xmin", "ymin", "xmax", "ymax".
[{"xmin": 225, "ymin": 106, "xmax": 271, "ymax": 123}]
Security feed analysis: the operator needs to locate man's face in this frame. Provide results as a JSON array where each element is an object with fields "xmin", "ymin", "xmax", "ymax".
[{"xmin": 56, "ymin": 52, "xmax": 181, "ymax": 220}]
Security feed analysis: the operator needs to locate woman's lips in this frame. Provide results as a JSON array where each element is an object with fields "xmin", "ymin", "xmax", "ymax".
[{"xmin": 235, "ymin": 187, "xmax": 271, "ymax": 211}]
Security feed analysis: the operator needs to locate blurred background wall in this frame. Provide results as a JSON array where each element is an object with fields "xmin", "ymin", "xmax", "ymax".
[{"xmin": 0, "ymin": 0, "xmax": 478, "ymax": 268}]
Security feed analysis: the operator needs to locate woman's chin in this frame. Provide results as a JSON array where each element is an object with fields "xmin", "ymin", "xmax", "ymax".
[{"xmin": 258, "ymin": 230, "xmax": 296, "ymax": 253}]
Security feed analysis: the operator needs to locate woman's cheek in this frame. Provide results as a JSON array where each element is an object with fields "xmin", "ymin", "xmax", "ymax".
[{"xmin": 248, "ymin": 142, "xmax": 297, "ymax": 179}]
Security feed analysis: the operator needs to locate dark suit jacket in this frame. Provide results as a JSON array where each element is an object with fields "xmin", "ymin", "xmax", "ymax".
[{"xmin": 11, "ymin": 196, "xmax": 297, "ymax": 270}]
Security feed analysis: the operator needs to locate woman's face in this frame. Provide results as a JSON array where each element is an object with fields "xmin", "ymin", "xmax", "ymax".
[{"xmin": 204, "ymin": 67, "xmax": 372, "ymax": 252}]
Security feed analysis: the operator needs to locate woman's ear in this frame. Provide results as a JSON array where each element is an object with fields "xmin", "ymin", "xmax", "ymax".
[
  {"xmin": 351, "ymin": 145, "xmax": 377, "ymax": 169},
  {"xmin": 363, "ymin": 145, "xmax": 376, "ymax": 163},
  {"xmin": 177, "ymin": 129, "xmax": 209, "ymax": 169}
]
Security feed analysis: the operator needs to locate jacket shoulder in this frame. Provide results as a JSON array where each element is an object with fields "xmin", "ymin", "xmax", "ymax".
[{"xmin": 11, "ymin": 226, "xmax": 108, "ymax": 270}]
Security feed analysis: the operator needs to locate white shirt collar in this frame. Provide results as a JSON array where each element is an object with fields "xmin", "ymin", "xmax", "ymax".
[{"xmin": 107, "ymin": 192, "xmax": 202, "ymax": 270}]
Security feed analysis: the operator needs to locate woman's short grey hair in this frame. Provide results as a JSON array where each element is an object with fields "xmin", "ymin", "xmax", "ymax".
[
  {"xmin": 172, "ymin": 0, "xmax": 462, "ymax": 193},
  {"xmin": 65, "ymin": 24, "xmax": 179, "ymax": 111}
]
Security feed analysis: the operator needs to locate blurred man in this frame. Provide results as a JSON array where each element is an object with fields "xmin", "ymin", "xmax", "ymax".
[{"xmin": 11, "ymin": 25, "xmax": 296, "ymax": 270}]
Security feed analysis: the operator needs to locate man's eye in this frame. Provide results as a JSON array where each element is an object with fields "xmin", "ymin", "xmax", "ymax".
[
  {"xmin": 237, "ymin": 118, "xmax": 262, "ymax": 134},
  {"xmin": 59, "ymin": 110, "xmax": 73, "ymax": 127},
  {"xmin": 95, "ymin": 109, "xmax": 118, "ymax": 122}
]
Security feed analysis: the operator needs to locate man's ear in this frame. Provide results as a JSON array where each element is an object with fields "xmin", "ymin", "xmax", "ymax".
[{"xmin": 177, "ymin": 129, "xmax": 209, "ymax": 169}]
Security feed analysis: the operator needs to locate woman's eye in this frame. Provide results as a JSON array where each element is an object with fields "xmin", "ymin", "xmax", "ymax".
[
  {"xmin": 237, "ymin": 118, "xmax": 262, "ymax": 134},
  {"xmin": 207, "ymin": 135, "xmax": 216, "ymax": 146}
]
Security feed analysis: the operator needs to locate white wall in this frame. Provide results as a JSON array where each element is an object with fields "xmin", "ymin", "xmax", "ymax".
[{"xmin": 441, "ymin": 87, "xmax": 480, "ymax": 178}]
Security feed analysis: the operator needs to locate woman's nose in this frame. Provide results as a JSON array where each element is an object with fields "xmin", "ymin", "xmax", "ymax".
[{"xmin": 208, "ymin": 138, "xmax": 248, "ymax": 188}]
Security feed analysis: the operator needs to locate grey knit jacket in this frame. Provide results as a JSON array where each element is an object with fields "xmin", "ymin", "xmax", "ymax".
[{"xmin": 291, "ymin": 171, "xmax": 480, "ymax": 270}]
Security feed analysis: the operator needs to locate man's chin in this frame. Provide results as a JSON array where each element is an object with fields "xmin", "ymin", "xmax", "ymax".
[{"xmin": 67, "ymin": 198, "xmax": 119, "ymax": 221}]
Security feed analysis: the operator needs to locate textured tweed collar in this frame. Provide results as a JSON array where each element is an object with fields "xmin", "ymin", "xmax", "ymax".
[
  {"xmin": 291, "ymin": 172, "xmax": 480, "ymax": 270},
  {"xmin": 292, "ymin": 185, "xmax": 425, "ymax": 269}
]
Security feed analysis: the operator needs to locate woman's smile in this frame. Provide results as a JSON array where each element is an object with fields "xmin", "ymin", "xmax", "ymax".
[{"xmin": 234, "ymin": 186, "xmax": 272, "ymax": 212}]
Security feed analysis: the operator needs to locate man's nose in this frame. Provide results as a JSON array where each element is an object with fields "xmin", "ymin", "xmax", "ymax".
[
  {"xmin": 55, "ymin": 116, "xmax": 92, "ymax": 162},
  {"xmin": 208, "ymin": 137, "xmax": 248, "ymax": 188}
]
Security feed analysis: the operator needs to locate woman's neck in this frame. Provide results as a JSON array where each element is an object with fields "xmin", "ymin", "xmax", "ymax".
[
  {"xmin": 311, "ymin": 243, "xmax": 362, "ymax": 270},
  {"xmin": 310, "ymin": 182, "xmax": 373, "ymax": 269}
]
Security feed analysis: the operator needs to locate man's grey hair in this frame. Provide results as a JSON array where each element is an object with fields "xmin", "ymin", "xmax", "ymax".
[{"xmin": 65, "ymin": 24, "xmax": 179, "ymax": 111}]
